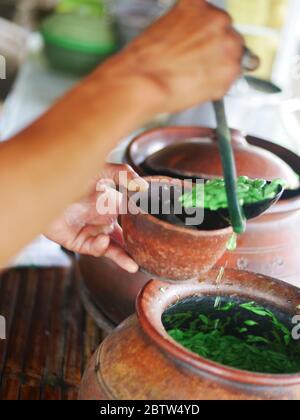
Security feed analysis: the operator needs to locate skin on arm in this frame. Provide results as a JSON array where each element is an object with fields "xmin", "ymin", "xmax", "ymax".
[
  {"xmin": 0, "ymin": 0, "xmax": 244, "ymax": 266},
  {"xmin": 0, "ymin": 74, "xmax": 156, "ymax": 266}
]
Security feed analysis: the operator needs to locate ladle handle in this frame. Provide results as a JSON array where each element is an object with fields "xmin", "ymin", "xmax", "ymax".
[{"xmin": 213, "ymin": 100, "xmax": 246, "ymax": 234}]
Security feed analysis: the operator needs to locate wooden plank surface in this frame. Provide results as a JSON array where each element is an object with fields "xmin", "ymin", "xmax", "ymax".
[{"xmin": 0, "ymin": 266, "xmax": 102, "ymax": 400}]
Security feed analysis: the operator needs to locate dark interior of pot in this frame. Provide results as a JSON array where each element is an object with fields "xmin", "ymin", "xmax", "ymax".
[
  {"xmin": 131, "ymin": 180, "xmax": 229, "ymax": 230},
  {"xmin": 162, "ymin": 295, "xmax": 300, "ymax": 375},
  {"xmin": 141, "ymin": 148, "xmax": 300, "ymax": 201}
]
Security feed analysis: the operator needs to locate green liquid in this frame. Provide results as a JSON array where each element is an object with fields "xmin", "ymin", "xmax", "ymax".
[
  {"xmin": 180, "ymin": 176, "xmax": 286, "ymax": 211},
  {"xmin": 162, "ymin": 297, "xmax": 300, "ymax": 375}
]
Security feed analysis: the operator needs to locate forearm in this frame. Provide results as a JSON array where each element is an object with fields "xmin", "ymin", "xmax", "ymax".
[
  {"xmin": 0, "ymin": 0, "xmax": 245, "ymax": 266},
  {"xmin": 0, "ymin": 68, "xmax": 159, "ymax": 266}
]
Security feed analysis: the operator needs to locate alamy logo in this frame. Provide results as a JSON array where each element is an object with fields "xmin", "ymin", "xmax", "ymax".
[
  {"xmin": 0, "ymin": 55, "xmax": 6, "ymax": 80},
  {"xmin": 292, "ymin": 316, "xmax": 300, "ymax": 340},
  {"xmin": 0, "ymin": 316, "xmax": 5, "ymax": 340}
]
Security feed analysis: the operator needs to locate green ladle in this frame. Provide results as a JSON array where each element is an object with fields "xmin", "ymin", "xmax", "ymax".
[
  {"xmin": 213, "ymin": 100, "xmax": 246, "ymax": 233},
  {"xmin": 212, "ymin": 47, "xmax": 271, "ymax": 234}
]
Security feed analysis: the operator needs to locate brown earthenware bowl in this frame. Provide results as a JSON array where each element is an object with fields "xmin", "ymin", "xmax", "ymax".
[
  {"xmin": 79, "ymin": 268, "xmax": 300, "ymax": 400},
  {"xmin": 121, "ymin": 176, "xmax": 233, "ymax": 282}
]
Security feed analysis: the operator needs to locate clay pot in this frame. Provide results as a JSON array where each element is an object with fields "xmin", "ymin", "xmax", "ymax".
[
  {"xmin": 121, "ymin": 176, "xmax": 233, "ymax": 281},
  {"xmin": 127, "ymin": 126, "xmax": 299, "ymax": 187},
  {"xmin": 79, "ymin": 268, "xmax": 300, "ymax": 400},
  {"xmin": 125, "ymin": 126, "xmax": 300, "ymax": 286},
  {"xmin": 77, "ymin": 127, "xmax": 300, "ymax": 327}
]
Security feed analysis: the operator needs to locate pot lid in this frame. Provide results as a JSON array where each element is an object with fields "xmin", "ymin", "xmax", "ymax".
[
  {"xmin": 41, "ymin": 13, "xmax": 117, "ymax": 55},
  {"xmin": 143, "ymin": 130, "xmax": 299, "ymax": 188}
]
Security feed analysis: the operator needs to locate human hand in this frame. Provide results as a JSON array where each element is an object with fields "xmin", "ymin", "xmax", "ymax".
[
  {"xmin": 45, "ymin": 163, "xmax": 148, "ymax": 273},
  {"xmin": 99, "ymin": 0, "xmax": 246, "ymax": 114}
]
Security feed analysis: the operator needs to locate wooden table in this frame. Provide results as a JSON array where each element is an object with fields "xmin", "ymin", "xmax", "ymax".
[{"xmin": 0, "ymin": 266, "xmax": 103, "ymax": 400}]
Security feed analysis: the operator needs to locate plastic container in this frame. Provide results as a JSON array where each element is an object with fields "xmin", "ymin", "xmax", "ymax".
[{"xmin": 40, "ymin": 13, "xmax": 117, "ymax": 75}]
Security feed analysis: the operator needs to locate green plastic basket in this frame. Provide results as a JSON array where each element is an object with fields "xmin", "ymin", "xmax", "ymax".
[{"xmin": 41, "ymin": 13, "xmax": 118, "ymax": 75}]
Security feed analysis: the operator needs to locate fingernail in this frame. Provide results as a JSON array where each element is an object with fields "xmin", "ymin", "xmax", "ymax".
[
  {"xmin": 242, "ymin": 48, "xmax": 260, "ymax": 72},
  {"xmin": 125, "ymin": 260, "xmax": 139, "ymax": 273},
  {"xmin": 128, "ymin": 178, "xmax": 149, "ymax": 192}
]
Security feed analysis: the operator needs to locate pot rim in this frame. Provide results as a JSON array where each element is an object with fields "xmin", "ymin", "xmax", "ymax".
[
  {"xmin": 126, "ymin": 126, "xmax": 225, "ymax": 174},
  {"xmin": 126, "ymin": 126, "xmax": 300, "ymax": 215},
  {"xmin": 136, "ymin": 269, "xmax": 300, "ymax": 387},
  {"xmin": 127, "ymin": 176, "xmax": 233, "ymax": 237}
]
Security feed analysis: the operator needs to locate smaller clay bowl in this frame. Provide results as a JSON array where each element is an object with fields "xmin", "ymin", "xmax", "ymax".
[{"xmin": 121, "ymin": 176, "xmax": 233, "ymax": 282}]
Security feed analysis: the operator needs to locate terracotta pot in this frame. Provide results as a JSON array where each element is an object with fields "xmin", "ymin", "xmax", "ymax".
[
  {"xmin": 218, "ymin": 209, "xmax": 300, "ymax": 288},
  {"xmin": 126, "ymin": 126, "xmax": 299, "ymax": 187},
  {"xmin": 79, "ymin": 268, "xmax": 300, "ymax": 400},
  {"xmin": 124, "ymin": 126, "xmax": 300, "ymax": 286},
  {"xmin": 121, "ymin": 176, "xmax": 233, "ymax": 282},
  {"xmin": 77, "ymin": 127, "xmax": 300, "ymax": 327}
]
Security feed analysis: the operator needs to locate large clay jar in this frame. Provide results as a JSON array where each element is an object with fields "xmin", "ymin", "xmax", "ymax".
[{"xmin": 79, "ymin": 269, "xmax": 300, "ymax": 400}]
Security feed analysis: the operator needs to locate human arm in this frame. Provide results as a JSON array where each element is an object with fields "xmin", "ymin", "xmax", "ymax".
[{"xmin": 0, "ymin": 0, "xmax": 244, "ymax": 266}]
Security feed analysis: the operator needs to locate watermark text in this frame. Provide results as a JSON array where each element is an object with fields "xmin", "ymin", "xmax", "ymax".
[
  {"xmin": 292, "ymin": 315, "xmax": 300, "ymax": 340},
  {"xmin": 0, "ymin": 316, "xmax": 6, "ymax": 340},
  {"xmin": 0, "ymin": 55, "xmax": 6, "ymax": 80}
]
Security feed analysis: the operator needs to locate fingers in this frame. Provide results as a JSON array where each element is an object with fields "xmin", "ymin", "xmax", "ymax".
[
  {"xmin": 242, "ymin": 47, "xmax": 260, "ymax": 72},
  {"xmin": 104, "ymin": 241, "xmax": 139, "ymax": 274},
  {"xmin": 74, "ymin": 233, "xmax": 110, "ymax": 258},
  {"xmin": 223, "ymin": 28, "xmax": 245, "ymax": 62},
  {"xmin": 115, "ymin": 0, "xmax": 249, "ymax": 112},
  {"xmin": 207, "ymin": 7, "xmax": 232, "ymax": 29},
  {"xmin": 81, "ymin": 235, "xmax": 138, "ymax": 273},
  {"xmin": 99, "ymin": 163, "xmax": 149, "ymax": 192},
  {"xmin": 76, "ymin": 223, "xmax": 138, "ymax": 273}
]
